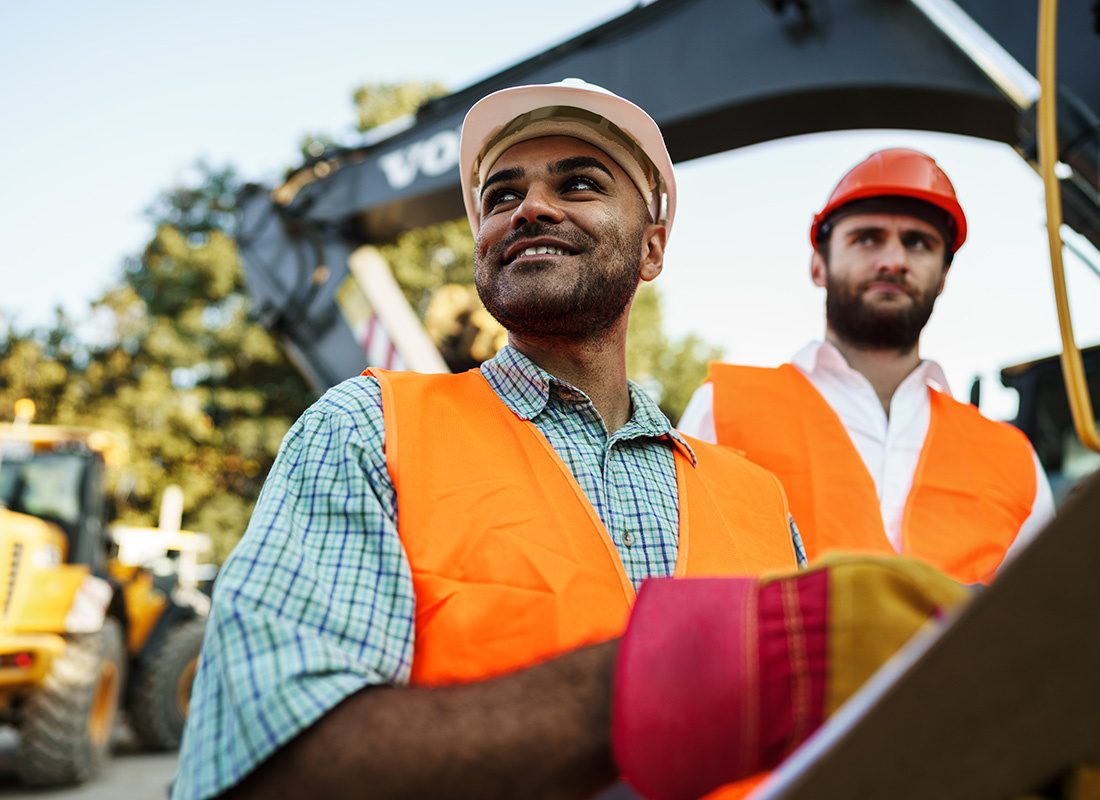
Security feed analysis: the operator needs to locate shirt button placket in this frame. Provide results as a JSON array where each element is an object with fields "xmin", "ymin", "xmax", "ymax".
[{"xmin": 606, "ymin": 442, "xmax": 634, "ymax": 550}]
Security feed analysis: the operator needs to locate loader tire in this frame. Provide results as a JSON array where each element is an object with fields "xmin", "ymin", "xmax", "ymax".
[
  {"xmin": 128, "ymin": 616, "xmax": 206, "ymax": 750},
  {"xmin": 17, "ymin": 619, "xmax": 125, "ymax": 787}
]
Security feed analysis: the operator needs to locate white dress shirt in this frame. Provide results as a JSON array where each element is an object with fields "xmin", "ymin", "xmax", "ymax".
[{"xmin": 678, "ymin": 341, "xmax": 1054, "ymax": 561}]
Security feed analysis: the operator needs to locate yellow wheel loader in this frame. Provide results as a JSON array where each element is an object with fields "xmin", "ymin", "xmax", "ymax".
[
  {"xmin": 0, "ymin": 417, "xmax": 214, "ymax": 786},
  {"xmin": 110, "ymin": 502, "xmax": 214, "ymax": 753}
]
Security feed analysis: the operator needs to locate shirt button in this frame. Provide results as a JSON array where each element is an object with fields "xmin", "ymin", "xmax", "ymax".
[{"xmin": 622, "ymin": 531, "xmax": 637, "ymax": 547}]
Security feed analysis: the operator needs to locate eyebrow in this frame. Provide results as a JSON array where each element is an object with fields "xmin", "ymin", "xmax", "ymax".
[
  {"xmin": 481, "ymin": 166, "xmax": 524, "ymax": 195},
  {"xmin": 845, "ymin": 225, "xmax": 941, "ymax": 243},
  {"xmin": 844, "ymin": 226, "xmax": 886, "ymax": 239},
  {"xmin": 550, "ymin": 156, "xmax": 614, "ymax": 180}
]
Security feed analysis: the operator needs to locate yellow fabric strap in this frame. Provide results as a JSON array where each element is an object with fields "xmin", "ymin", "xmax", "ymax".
[{"xmin": 763, "ymin": 553, "xmax": 971, "ymax": 715}]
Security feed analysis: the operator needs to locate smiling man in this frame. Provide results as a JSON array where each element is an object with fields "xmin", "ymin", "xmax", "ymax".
[
  {"xmin": 680, "ymin": 148, "xmax": 1054, "ymax": 584},
  {"xmin": 173, "ymin": 88, "xmax": 970, "ymax": 800}
]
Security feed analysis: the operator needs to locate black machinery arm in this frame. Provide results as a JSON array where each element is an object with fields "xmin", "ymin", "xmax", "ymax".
[{"xmin": 237, "ymin": 0, "xmax": 1099, "ymax": 392}]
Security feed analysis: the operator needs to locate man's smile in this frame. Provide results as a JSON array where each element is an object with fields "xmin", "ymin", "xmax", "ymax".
[{"xmin": 502, "ymin": 237, "xmax": 580, "ymax": 266}]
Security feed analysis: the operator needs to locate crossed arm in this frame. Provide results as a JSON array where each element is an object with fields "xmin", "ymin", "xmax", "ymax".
[{"xmin": 220, "ymin": 641, "xmax": 620, "ymax": 800}]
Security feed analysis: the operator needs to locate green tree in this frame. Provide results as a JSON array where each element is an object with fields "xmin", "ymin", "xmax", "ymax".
[
  {"xmin": 0, "ymin": 166, "xmax": 314, "ymax": 559},
  {"xmin": 355, "ymin": 82, "xmax": 501, "ymax": 370},
  {"xmin": 353, "ymin": 81, "xmax": 448, "ymax": 132},
  {"xmin": 627, "ymin": 285, "xmax": 724, "ymax": 420},
  {"xmin": 351, "ymin": 81, "xmax": 473, "ymax": 312},
  {"xmin": 0, "ymin": 312, "xmax": 80, "ymax": 424},
  {"xmin": 101, "ymin": 166, "xmax": 314, "ymax": 557}
]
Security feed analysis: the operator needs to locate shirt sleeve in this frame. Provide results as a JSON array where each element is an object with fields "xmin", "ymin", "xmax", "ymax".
[
  {"xmin": 172, "ymin": 377, "xmax": 415, "ymax": 800},
  {"xmin": 790, "ymin": 515, "xmax": 808, "ymax": 568},
  {"xmin": 998, "ymin": 448, "xmax": 1057, "ymax": 570},
  {"xmin": 677, "ymin": 382, "xmax": 717, "ymax": 443}
]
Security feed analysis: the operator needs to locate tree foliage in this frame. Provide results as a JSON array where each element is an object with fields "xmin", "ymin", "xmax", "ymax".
[
  {"xmin": 355, "ymin": 81, "xmax": 512, "ymax": 372},
  {"xmin": 0, "ymin": 166, "xmax": 314, "ymax": 559},
  {"xmin": 353, "ymin": 81, "xmax": 448, "ymax": 132},
  {"xmin": 627, "ymin": 285, "xmax": 724, "ymax": 420}
]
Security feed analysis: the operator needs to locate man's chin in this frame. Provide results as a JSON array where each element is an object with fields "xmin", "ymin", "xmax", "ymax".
[
  {"xmin": 483, "ymin": 298, "xmax": 575, "ymax": 336},
  {"xmin": 487, "ymin": 299, "xmax": 624, "ymax": 340}
]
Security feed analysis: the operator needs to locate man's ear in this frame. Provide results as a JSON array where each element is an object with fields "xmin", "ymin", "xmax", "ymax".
[
  {"xmin": 935, "ymin": 263, "xmax": 950, "ymax": 297},
  {"xmin": 639, "ymin": 222, "xmax": 667, "ymax": 283},
  {"xmin": 810, "ymin": 251, "xmax": 828, "ymax": 288}
]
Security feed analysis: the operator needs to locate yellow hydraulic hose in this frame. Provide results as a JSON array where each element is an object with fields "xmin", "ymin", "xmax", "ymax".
[{"xmin": 1037, "ymin": 0, "xmax": 1100, "ymax": 452}]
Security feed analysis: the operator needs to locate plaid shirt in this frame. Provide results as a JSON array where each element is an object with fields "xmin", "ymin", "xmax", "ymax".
[{"xmin": 173, "ymin": 346, "xmax": 804, "ymax": 799}]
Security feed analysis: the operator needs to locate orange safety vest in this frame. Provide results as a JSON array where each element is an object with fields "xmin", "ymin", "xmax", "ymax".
[
  {"xmin": 366, "ymin": 367, "xmax": 797, "ymax": 687},
  {"xmin": 710, "ymin": 363, "xmax": 1037, "ymax": 584}
]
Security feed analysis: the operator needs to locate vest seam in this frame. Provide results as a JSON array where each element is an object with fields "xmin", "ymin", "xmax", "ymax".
[
  {"xmin": 491, "ymin": 378, "xmax": 636, "ymax": 605},
  {"xmin": 779, "ymin": 365, "xmax": 890, "ymax": 550},
  {"xmin": 369, "ymin": 369, "xmax": 401, "ymax": 498}
]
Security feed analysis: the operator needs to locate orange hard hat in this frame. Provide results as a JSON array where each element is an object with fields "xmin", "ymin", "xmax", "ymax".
[{"xmin": 810, "ymin": 148, "xmax": 967, "ymax": 252}]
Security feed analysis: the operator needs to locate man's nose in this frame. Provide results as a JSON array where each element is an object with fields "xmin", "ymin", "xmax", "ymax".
[
  {"xmin": 510, "ymin": 185, "xmax": 565, "ymax": 229},
  {"xmin": 876, "ymin": 235, "xmax": 909, "ymax": 272}
]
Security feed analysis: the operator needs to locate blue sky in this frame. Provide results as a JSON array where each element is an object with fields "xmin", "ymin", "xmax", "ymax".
[{"xmin": 3, "ymin": 0, "xmax": 1099, "ymax": 421}]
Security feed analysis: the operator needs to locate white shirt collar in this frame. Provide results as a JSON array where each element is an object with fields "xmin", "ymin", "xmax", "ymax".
[{"xmin": 793, "ymin": 340, "xmax": 952, "ymax": 397}]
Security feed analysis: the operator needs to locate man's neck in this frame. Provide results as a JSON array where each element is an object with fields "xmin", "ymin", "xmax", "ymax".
[
  {"xmin": 824, "ymin": 330, "xmax": 923, "ymax": 417},
  {"xmin": 508, "ymin": 324, "xmax": 632, "ymax": 434}
]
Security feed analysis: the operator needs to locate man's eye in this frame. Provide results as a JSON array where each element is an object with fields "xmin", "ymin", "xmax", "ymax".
[
  {"xmin": 907, "ymin": 237, "xmax": 932, "ymax": 251},
  {"xmin": 483, "ymin": 188, "xmax": 520, "ymax": 211},
  {"xmin": 855, "ymin": 234, "xmax": 878, "ymax": 246},
  {"xmin": 563, "ymin": 176, "xmax": 599, "ymax": 193}
]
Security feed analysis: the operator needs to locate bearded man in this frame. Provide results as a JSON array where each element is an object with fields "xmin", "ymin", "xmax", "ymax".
[
  {"xmin": 174, "ymin": 92, "xmax": 971, "ymax": 800},
  {"xmin": 680, "ymin": 148, "xmax": 1054, "ymax": 585}
]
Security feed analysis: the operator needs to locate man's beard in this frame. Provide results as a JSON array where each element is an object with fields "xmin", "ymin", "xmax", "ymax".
[
  {"xmin": 475, "ymin": 221, "xmax": 643, "ymax": 339},
  {"xmin": 825, "ymin": 271, "xmax": 937, "ymax": 350}
]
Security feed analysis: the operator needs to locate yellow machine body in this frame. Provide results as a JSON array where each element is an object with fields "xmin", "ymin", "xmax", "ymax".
[
  {"xmin": 108, "ymin": 562, "xmax": 169, "ymax": 654},
  {"xmin": 0, "ymin": 508, "xmax": 93, "ymax": 690}
]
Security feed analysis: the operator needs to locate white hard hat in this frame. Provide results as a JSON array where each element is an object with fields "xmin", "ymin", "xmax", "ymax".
[{"xmin": 459, "ymin": 78, "xmax": 676, "ymax": 238}]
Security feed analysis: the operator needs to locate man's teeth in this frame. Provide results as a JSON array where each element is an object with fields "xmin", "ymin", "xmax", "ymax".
[{"xmin": 520, "ymin": 246, "xmax": 569, "ymax": 257}]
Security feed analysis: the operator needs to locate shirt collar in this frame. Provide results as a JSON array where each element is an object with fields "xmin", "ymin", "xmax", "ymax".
[
  {"xmin": 793, "ymin": 340, "xmax": 952, "ymax": 396},
  {"xmin": 479, "ymin": 345, "xmax": 554, "ymax": 421},
  {"xmin": 626, "ymin": 382, "xmax": 697, "ymax": 465},
  {"xmin": 479, "ymin": 345, "xmax": 697, "ymax": 464}
]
